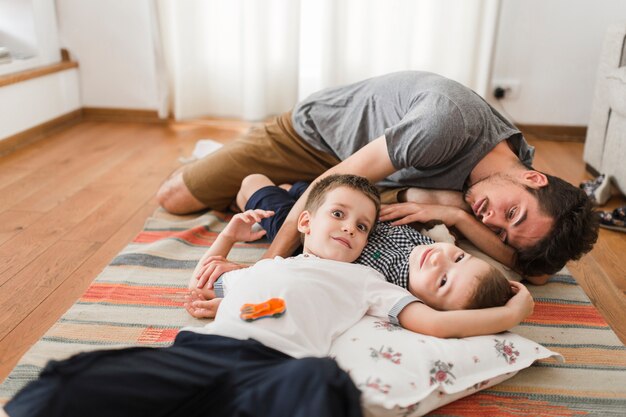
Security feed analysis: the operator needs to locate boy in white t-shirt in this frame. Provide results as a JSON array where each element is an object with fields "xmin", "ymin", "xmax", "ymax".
[{"xmin": 2, "ymin": 175, "xmax": 532, "ymax": 417}]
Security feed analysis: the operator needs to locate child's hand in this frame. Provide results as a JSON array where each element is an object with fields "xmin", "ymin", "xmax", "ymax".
[
  {"xmin": 221, "ymin": 209, "xmax": 275, "ymax": 242},
  {"xmin": 505, "ymin": 281, "xmax": 534, "ymax": 322},
  {"xmin": 184, "ymin": 290, "xmax": 223, "ymax": 319},
  {"xmin": 192, "ymin": 255, "xmax": 247, "ymax": 289}
]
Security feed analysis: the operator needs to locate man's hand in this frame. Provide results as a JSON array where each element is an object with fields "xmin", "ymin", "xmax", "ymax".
[
  {"xmin": 221, "ymin": 209, "xmax": 275, "ymax": 242},
  {"xmin": 524, "ymin": 274, "xmax": 550, "ymax": 286},
  {"xmin": 379, "ymin": 202, "xmax": 464, "ymax": 227},
  {"xmin": 505, "ymin": 281, "xmax": 535, "ymax": 324},
  {"xmin": 184, "ymin": 290, "xmax": 223, "ymax": 319},
  {"xmin": 192, "ymin": 255, "xmax": 247, "ymax": 289}
]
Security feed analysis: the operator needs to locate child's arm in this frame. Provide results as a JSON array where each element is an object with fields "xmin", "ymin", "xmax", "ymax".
[
  {"xmin": 398, "ymin": 281, "xmax": 534, "ymax": 338},
  {"xmin": 185, "ymin": 290, "xmax": 223, "ymax": 319},
  {"xmin": 188, "ymin": 209, "xmax": 274, "ymax": 290}
]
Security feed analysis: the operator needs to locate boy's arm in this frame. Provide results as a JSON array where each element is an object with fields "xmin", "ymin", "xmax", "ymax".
[
  {"xmin": 398, "ymin": 281, "xmax": 534, "ymax": 338},
  {"xmin": 189, "ymin": 209, "xmax": 274, "ymax": 290},
  {"xmin": 188, "ymin": 238, "xmax": 238, "ymax": 289}
]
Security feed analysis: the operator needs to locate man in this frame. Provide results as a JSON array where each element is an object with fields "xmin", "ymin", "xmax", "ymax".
[{"xmin": 157, "ymin": 71, "xmax": 598, "ymax": 282}]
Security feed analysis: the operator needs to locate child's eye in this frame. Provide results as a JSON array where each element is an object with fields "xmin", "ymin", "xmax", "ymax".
[
  {"xmin": 331, "ymin": 210, "xmax": 343, "ymax": 218},
  {"xmin": 440, "ymin": 276, "xmax": 448, "ymax": 287},
  {"xmin": 357, "ymin": 224, "xmax": 368, "ymax": 232},
  {"xmin": 455, "ymin": 254, "xmax": 464, "ymax": 263}
]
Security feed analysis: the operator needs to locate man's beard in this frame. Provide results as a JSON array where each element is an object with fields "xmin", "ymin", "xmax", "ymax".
[{"xmin": 463, "ymin": 173, "xmax": 514, "ymax": 203}]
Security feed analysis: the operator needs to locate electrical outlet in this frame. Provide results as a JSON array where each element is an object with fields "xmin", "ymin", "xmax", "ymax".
[{"xmin": 492, "ymin": 79, "xmax": 521, "ymax": 100}]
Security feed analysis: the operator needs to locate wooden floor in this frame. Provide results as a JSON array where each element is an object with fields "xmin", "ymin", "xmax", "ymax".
[{"xmin": 0, "ymin": 120, "xmax": 624, "ymax": 381}]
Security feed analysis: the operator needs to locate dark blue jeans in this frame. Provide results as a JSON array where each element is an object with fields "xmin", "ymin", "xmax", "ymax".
[{"xmin": 5, "ymin": 332, "xmax": 362, "ymax": 417}]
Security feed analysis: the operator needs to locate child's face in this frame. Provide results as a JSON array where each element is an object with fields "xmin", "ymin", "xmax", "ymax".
[
  {"xmin": 407, "ymin": 242, "xmax": 490, "ymax": 311},
  {"xmin": 297, "ymin": 186, "xmax": 376, "ymax": 263}
]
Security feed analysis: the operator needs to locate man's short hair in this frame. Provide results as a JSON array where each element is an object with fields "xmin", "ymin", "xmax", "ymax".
[
  {"xmin": 305, "ymin": 174, "xmax": 381, "ymax": 231},
  {"xmin": 465, "ymin": 266, "xmax": 514, "ymax": 310},
  {"xmin": 516, "ymin": 173, "xmax": 599, "ymax": 276}
]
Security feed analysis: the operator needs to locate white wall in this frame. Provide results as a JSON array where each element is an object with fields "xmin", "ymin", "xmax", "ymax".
[
  {"xmin": 49, "ymin": 0, "xmax": 626, "ymax": 125},
  {"xmin": 55, "ymin": 0, "xmax": 163, "ymax": 112},
  {"xmin": 0, "ymin": 0, "xmax": 78, "ymax": 142},
  {"xmin": 490, "ymin": 0, "xmax": 626, "ymax": 126},
  {"xmin": 0, "ymin": 69, "xmax": 81, "ymax": 140}
]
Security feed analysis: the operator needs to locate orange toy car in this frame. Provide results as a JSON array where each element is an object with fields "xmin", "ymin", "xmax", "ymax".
[{"xmin": 240, "ymin": 298, "xmax": 286, "ymax": 322}]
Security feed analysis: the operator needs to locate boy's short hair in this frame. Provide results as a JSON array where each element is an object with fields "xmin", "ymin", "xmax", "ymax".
[
  {"xmin": 305, "ymin": 174, "xmax": 381, "ymax": 230},
  {"xmin": 465, "ymin": 266, "xmax": 514, "ymax": 310}
]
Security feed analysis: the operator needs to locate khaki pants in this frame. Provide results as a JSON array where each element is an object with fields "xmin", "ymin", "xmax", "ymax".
[{"xmin": 183, "ymin": 112, "xmax": 405, "ymax": 210}]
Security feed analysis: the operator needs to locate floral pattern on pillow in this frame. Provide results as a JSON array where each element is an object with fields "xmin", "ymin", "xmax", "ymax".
[
  {"xmin": 429, "ymin": 360, "xmax": 456, "ymax": 386},
  {"xmin": 495, "ymin": 339, "xmax": 521, "ymax": 364},
  {"xmin": 329, "ymin": 315, "xmax": 563, "ymax": 416},
  {"xmin": 370, "ymin": 345, "xmax": 402, "ymax": 364}
]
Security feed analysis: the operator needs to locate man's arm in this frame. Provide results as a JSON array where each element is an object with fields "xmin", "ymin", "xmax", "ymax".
[
  {"xmin": 398, "ymin": 282, "xmax": 534, "ymax": 338},
  {"xmin": 400, "ymin": 188, "xmax": 468, "ymax": 209},
  {"xmin": 264, "ymin": 135, "xmax": 397, "ymax": 258},
  {"xmin": 443, "ymin": 209, "xmax": 517, "ymax": 268},
  {"xmin": 381, "ymin": 203, "xmax": 553, "ymax": 284},
  {"xmin": 380, "ymin": 203, "xmax": 516, "ymax": 268}
]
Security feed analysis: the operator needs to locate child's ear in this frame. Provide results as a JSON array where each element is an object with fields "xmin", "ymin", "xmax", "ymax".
[{"xmin": 297, "ymin": 210, "xmax": 312, "ymax": 234}]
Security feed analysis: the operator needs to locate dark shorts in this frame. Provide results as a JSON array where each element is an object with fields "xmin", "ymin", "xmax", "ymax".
[
  {"xmin": 244, "ymin": 181, "xmax": 309, "ymax": 241},
  {"xmin": 5, "ymin": 332, "xmax": 362, "ymax": 417}
]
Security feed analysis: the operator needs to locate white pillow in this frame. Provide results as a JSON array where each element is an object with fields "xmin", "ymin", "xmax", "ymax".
[{"xmin": 330, "ymin": 316, "xmax": 562, "ymax": 417}]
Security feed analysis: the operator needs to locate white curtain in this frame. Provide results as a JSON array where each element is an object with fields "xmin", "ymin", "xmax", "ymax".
[{"xmin": 157, "ymin": 0, "xmax": 500, "ymax": 121}]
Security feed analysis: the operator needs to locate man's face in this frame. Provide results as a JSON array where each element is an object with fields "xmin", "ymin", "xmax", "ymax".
[
  {"xmin": 298, "ymin": 186, "xmax": 376, "ymax": 263},
  {"xmin": 407, "ymin": 242, "xmax": 485, "ymax": 311},
  {"xmin": 463, "ymin": 174, "xmax": 554, "ymax": 250}
]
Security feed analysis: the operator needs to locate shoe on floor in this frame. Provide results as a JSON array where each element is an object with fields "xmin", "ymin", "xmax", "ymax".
[
  {"xmin": 597, "ymin": 206, "xmax": 626, "ymax": 232},
  {"xmin": 580, "ymin": 174, "xmax": 611, "ymax": 205}
]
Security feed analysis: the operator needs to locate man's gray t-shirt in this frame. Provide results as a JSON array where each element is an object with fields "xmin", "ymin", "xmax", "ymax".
[{"xmin": 291, "ymin": 71, "xmax": 534, "ymax": 190}]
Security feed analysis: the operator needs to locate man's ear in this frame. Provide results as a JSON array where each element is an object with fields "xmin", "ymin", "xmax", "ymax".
[
  {"xmin": 297, "ymin": 210, "xmax": 312, "ymax": 234},
  {"xmin": 521, "ymin": 170, "xmax": 548, "ymax": 189}
]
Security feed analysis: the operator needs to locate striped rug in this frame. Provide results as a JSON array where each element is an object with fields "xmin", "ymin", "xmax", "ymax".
[{"xmin": 1, "ymin": 210, "xmax": 625, "ymax": 416}]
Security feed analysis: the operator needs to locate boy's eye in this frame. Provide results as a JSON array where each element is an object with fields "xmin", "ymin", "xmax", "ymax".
[
  {"xmin": 357, "ymin": 224, "xmax": 368, "ymax": 232},
  {"xmin": 455, "ymin": 254, "xmax": 464, "ymax": 263},
  {"xmin": 440, "ymin": 276, "xmax": 448, "ymax": 287},
  {"xmin": 331, "ymin": 210, "xmax": 343, "ymax": 218}
]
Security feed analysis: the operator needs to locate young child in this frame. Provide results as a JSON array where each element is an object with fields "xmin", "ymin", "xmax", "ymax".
[
  {"xmin": 188, "ymin": 174, "xmax": 516, "ymax": 319},
  {"xmin": 2, "ymin": 174, "xmax": 532, "ymax": 417}
]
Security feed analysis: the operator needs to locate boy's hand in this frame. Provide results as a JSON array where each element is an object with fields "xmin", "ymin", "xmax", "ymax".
[
  {"xmin": 193, "ymin": 255, "xmax": 247, "ymax": 289},
  {"xmin": 221, "ymin": 209, "xmax": 275, "ymax": 242},
  {"xmin": 190, "ymin": 209, "xmax": 273, "ymax": 290},
  {"xmin": 379, "ymin": 202, "xmax": 463, "ymax": 227},
  {"xmin": 505, "ymin": 281, "xmax": 534, "ymax": 322},
  {"xmin": 184, "ymin": 290, "xmax": 223, "ymax": 319}
]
